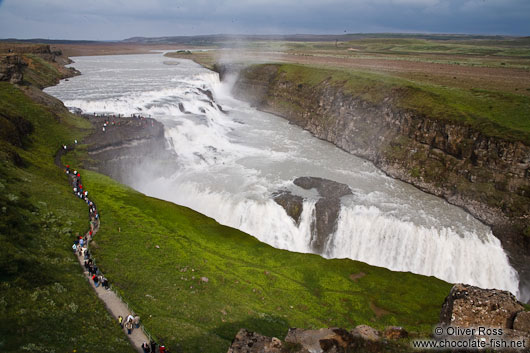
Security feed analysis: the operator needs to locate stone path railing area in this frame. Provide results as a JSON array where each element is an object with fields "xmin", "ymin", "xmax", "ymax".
[{"xmin": 56, "ymin": 145, "xmax": 163, "ymax": 353}]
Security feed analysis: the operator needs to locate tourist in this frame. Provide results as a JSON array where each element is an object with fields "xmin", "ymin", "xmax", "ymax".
[
  {"xmin": 118, "ymin": 315, "xmax": 123, "ymax": 328},
  {"xmin": 159, "ymin": 345, "xmax": 166, "ymax": 353},
  {"xmin": 134, "ymin": 315, "xmax": 140, "ymax": 329},
  {"xmin": 92, "ymin": 274, "xmax": 99, "ymax": 288},
  {"xmin": 150, "ymin": 341, "xmax": 157, "ymax": 353},
  {"xmin": 125, "ymin": 319, "xmax": 133, "ymax": 334},
  {"xmin": 142, "ymin": 342, "xmax": 150, "ymax": 353}
]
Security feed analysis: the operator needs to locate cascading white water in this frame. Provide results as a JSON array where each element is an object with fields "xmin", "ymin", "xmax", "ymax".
[{"xmin": 45, "ymin": 53, "xmax": 520, "ymax": 297}]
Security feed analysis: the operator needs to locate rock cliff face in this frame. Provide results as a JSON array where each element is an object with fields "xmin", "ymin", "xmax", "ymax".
[
  {"xmin": 0, "ymin": 55, "xmax": 26, "ymax": 84},
  {"xmin": 228, "ymin": 63, "xmax": 530, "ymax": 300},
  {"xmin": 0, "ymin": 44, "xmax": 79, "ymax": 87},
  {"xmin": 83, "ymin": 115, "xmax": 177, "ymax": 185}
]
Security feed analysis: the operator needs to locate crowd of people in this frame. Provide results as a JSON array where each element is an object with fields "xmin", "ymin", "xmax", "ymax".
[
  {"xmin": 93, "ymin": 113, "xmax": 156, "ymax": 134},
  {"xmin": 63, "ymin": 141, "xmax": 167, "ymax": 353}
]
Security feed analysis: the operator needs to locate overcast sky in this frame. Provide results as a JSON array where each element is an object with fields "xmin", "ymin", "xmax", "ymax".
[{"xmin": 0, "ymin": 0, "xmax": 528, "ymax": 40}]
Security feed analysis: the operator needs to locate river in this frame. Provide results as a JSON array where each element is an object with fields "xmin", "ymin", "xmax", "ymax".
[{"xmin": 45, "ymin": 53, "xmax": 520, "ymax": 297}]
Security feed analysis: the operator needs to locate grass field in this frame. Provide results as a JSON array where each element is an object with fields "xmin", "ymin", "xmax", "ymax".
[{"xmin": 167, "ymin": 35, "xmax": 530, "ymax": 99}]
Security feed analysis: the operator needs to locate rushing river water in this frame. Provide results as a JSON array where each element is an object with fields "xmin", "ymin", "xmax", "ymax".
[{"xmin": 45, "ymin": 53, "xmax": 520, "ymax": 297}]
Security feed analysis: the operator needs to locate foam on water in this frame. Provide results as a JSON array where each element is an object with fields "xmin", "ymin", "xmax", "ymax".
[{"xmin": 45, "ymin": 54, "xmax": 520, "ymax": 297}]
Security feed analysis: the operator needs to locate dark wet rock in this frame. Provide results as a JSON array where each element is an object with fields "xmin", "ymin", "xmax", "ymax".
[
  {"xmin": 178, "ymin": 102, "xmax": 191, "ymax": 114},
  {"xmin": 273, "ymin": 191, "xmax": 304, "ymax": 224},
  {"xmin": 295, "ymin": 177, "xmax": 352, "ymax": 253},
  {"xmin": 217, "ymin": 103, "xmax": 226, "ymax": 113},
  {"xmin": 198, "ymin": 88, "xmax": 214, "ymax": 102},
  {"xmin": 293, "ymin": 177, "xmax": 352, "ymax": 199},
  {"xmin": 440, "ymin": 283, "xmax": 525, "ymax": 329},
  {"xmin": 273, "ymin": 177, "xmax": 352, "ymax": 254}
]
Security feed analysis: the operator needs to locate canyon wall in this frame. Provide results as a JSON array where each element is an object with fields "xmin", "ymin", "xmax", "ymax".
[{"xmin": 227, "ymin": 63, "xmax": 530, "ymax": 296}]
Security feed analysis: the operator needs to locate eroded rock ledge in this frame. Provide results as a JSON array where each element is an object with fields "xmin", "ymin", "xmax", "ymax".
[{"xmin": 273, "ymin": 176, "xmax": 352, "ymax": 254}]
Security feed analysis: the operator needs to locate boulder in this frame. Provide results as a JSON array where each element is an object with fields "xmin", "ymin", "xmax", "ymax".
[
  {"xmin": 383, "ymin": 326, "xmax": 408, "ymax": 340},
  {"xmin": 227, "ymin": 329, "xmax": 283, "ymax": 353},
  {"xmin": 514, "ymin": 311, "xmax": 530, "ymax": 333},
  {"xmin": 350, "ymin": 325, "xmax": 380, "ymax": 342},
  {"xmin": 285, "ymin": 327, "xmax": 354, "ymax": 353},
  {"xmin": 440, "ymin": 284, "xmax": 525, "ymax": 328}
]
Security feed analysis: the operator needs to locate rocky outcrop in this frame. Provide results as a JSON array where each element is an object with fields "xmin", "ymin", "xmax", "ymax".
[
  {"xmin": 514, "ymin": 311, "xmax": 530, "ymax": 333},
  {"xmin": 272, "ymin": 191, "xmax": 304, "ymax": 224},
  {"xmin": 83, "ymin": 115, "xmax": 177, "ymax": 185},
  {"xmin": 227, "ymin": 326, "xmax": 410, "ymax": 353},
  {"xmin": 0, "ymin": 44, "xmax": 79, "ymax": 87},
  {"xmin": 273, "ymin": 177, "xmax": 352, "ymax": 253},
  {"xmin": 440, "ymin": 284, "xmax": 525, "ymax": 328},
  {"xmin": 439, "ymin": 284, "xmax": 530, "ymax": 350},
  {"xmin": 229, "ymin": 63, "xmax": 530, "ymax": 300},
  {"xmin": 0, "ymin": 55, "xmax": 26, "ymax": 84},
  {"xmin": 227, "ymin": 329, "xmax": 283, "ymax": 353}
]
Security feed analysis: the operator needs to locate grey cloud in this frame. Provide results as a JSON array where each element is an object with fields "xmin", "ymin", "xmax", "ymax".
[{"xmin": 0, "ymin": 0, "xmax": 528, "ymax": 40}]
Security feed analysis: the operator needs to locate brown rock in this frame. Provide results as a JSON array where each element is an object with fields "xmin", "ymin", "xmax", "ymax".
[
  {"xmin": 350, "ymin": 325, "xmax": 380, "ymax": 342},
  {"xmin": 272, "ymin": 191, "xmax": 304, "ymax": 224},
  {"xmin": 227, "ymin": 329, "xmax": 283, "ymax": 353},
  {"xmin": 514, "ymin": 311, "xmax": 530, "ymax": 333},
  {"xmin": 440, "ymin": 284, "xmax": 524, "ymax": 329},
  {"xmin": 285, "ymin": 327, "xmax": 353, "ymax": 353},
  {"xmin": 383, "ymin": 326, "xmax": 408, "ymax": 340}
]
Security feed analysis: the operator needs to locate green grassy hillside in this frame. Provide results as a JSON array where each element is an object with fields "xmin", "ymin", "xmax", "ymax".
[
  {"xmin": 62, "ymin": 162, "xmax": 451, "ymax": 352},
  {"xmin": 0, "ymin": 81, "xmax": 135, "ymax": 352}
]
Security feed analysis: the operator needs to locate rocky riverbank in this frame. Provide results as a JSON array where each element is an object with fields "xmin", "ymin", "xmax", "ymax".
[{"xmin": 220, "ymin": 63, "xmax": 530, "ymax": 302}]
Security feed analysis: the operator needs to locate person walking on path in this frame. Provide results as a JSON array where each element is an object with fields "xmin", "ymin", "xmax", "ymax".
[
  {"xmin": 141, "ymin": 342, "xmax": 150, "ymax": 353},
  {"xmin": 125, "ymin": 319, "xmax": 133, "ymax": 335},
  {"xmin": 134, "ymin": 315, "xmax": 140, "ymax": 329},
  {"xmin": 118, "ymin": 315, "xmax": 124, "ymax": 328}
]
